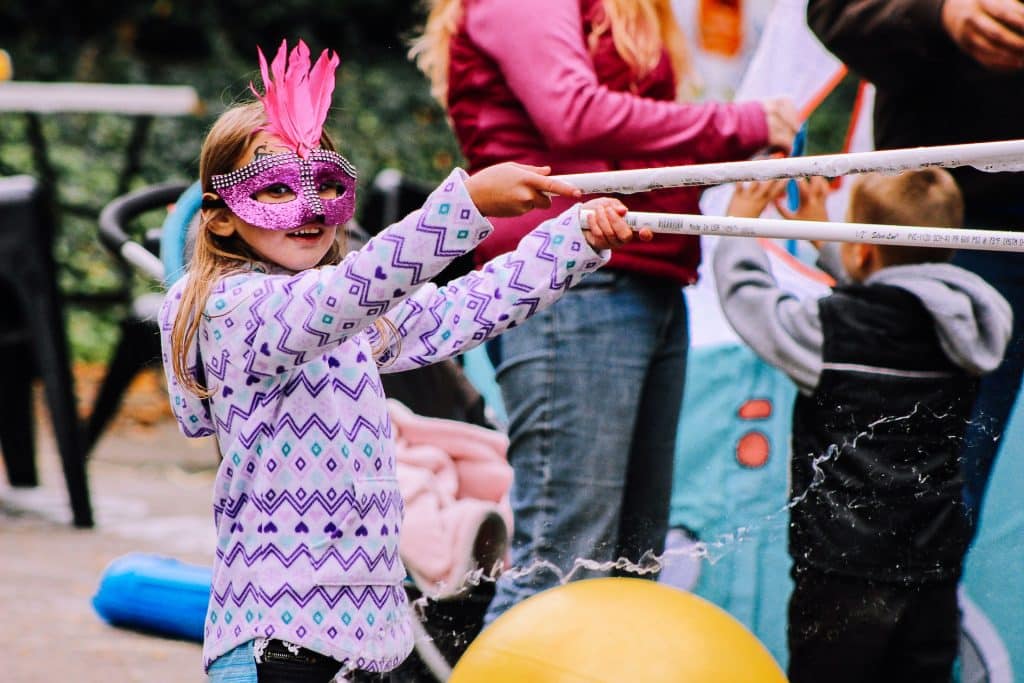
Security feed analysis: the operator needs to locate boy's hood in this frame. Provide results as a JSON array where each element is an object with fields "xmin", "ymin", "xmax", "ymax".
[{"xmin": 866, "ymin": 263, "xmax": 1013, "ymax": 376}]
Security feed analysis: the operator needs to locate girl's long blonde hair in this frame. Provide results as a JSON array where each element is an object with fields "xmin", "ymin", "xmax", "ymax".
[
  {"xmin": 169, "ymin": 102, "xmax": 396, "ymax": 397},
  {"xmin": 410, "ymin": 0, "xmax": 693, "ymax": 105}
]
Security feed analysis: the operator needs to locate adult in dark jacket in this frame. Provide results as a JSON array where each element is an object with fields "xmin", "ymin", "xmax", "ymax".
[{"xmin": 808, "ymin": 0, "xmax": 1024, "ymax": 530}]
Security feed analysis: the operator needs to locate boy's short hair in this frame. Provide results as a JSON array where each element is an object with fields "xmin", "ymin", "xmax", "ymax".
[{"xmin": 847, "ymin": 168, "xmax": 964, "ymax": 266}]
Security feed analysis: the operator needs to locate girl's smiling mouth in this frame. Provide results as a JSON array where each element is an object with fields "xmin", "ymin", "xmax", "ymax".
[{"xmin": 287, "ymin": 226, "xmax": 325, "ymax": 239}]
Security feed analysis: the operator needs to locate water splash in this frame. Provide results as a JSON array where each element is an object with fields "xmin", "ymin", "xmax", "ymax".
[{"xmin": 399, "ymin": 404, "xmax": 995, "ymax": 664}]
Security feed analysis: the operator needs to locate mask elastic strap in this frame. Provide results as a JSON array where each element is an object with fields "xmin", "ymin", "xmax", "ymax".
[{"xmin": 201, "ymin": 197, "xmax": 227, "ymax": 209}]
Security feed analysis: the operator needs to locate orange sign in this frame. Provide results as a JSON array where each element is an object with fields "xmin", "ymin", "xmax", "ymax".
[
  {"xmin": 0, "ymin": 50, "xmax": 12, "ymax": 82},
  {"xmin": 698, "ymin": 0, "xmax": 744, "ymax": 58}
]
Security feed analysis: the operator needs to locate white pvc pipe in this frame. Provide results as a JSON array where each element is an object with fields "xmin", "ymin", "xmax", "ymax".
[
  {"xmin": 581, "ymin": 210, "xmax": 1024, "ymax": 253},
  {"xmin": 0, "ymin": 81, "xmax": 202, "ymax": 115},
  {"xmin": 555, "ymin": 139, "xmax": 1024, "ymax": 194}
]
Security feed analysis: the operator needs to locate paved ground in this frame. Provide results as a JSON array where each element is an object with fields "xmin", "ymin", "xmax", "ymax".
[{"xmin": 0, "ymin": 373, "xmax": 217, "ymax": 683}]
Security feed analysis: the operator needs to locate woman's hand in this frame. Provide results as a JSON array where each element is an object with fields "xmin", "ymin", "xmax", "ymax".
[
  {"xmin": 579, "ymin": 197, "xmax": 652, "ymax": 250},
  {"xmin": 465, "ymin": 162, "xmax": 581, "ymax": 217},
  {"xmin": 760, "ymin": 97, "xmax": 800, "ymax": 154},
  {"xmin": 727, "ymin": 180, "xmax": 787, "ymax": 218}
]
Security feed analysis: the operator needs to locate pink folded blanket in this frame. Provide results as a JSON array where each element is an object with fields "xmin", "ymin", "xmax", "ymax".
[{"xmin": 389, "ymin": 399, "xmax": 513, "ymax": 599}]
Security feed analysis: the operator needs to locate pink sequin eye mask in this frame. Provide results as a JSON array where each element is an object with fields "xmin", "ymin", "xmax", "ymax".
[{"xmin": 209, "ymin": 149, "xmax": 357, "ymax": 230}]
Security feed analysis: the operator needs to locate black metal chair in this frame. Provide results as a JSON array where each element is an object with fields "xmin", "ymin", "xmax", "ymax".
[
  {"xmin": 84, "ymin": 181, "xmax": 190, "ymax": 455},
  {"xmin": 0, "ymin": 175, "xmax": 93, "ymax": 526}
]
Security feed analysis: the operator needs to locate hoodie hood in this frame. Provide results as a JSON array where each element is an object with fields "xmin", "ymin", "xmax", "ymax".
[
  {"xmin": 159, "ymin": 277, "xmax": 217, "ymax": 438},
  {"xmin": 867, "ymin": 263, "xmax": 1012, "ymax": 376}
]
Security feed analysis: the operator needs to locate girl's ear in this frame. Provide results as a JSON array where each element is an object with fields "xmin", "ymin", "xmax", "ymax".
[
  {"xmin": 202, "ymin": 193, "xmax": 237, "ymax": 237},
  {"xmin": 205, "ymin": 210, "xmax": 237, "ymax": 237}
]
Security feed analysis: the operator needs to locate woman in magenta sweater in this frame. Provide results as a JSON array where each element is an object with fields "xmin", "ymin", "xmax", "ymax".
[{"xmin": 413, "ymin": 0, "xmax": 797, "ymax": 622}]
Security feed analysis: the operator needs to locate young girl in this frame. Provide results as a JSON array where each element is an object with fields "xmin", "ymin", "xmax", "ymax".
[{"xmin": 160, "ymin": 40, "xmax": 640, "ymax": 682}]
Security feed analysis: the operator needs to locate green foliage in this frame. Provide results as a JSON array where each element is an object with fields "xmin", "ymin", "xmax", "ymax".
[
  {"xmin": 331, "ymin": 61, "xmax": 464, "ymax": 191},
  {"xmin": 0, "ymin": 6, "xmax": 456, "ymax": 363}
]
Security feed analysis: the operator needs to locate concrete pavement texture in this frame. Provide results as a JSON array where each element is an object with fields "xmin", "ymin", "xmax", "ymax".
[{"xmin": 1, "ymin": 373, "xmax": 217, "ymax": 683}]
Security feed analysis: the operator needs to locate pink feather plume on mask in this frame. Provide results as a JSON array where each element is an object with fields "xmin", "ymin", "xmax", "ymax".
[{"xmin": 251, "ymin": 39, "xmax": 340, "ymax": 159}]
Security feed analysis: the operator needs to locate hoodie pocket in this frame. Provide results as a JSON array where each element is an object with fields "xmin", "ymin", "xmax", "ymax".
[{"xmin": 311, "ymin": 476, "xmax": 405, "ymax": 586}]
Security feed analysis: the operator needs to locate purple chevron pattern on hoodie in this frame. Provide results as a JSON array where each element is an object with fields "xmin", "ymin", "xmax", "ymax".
[{"xmin": 158, "ymin": 169, "xmax": 608, "ymax": 671}]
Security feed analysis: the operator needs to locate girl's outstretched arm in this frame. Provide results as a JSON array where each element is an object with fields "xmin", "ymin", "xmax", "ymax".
[
  {"xmin": 191, "ymin": 163, "xmax": 582, "ymax": 378},
  {"xmin": 376, "ymin": 202, "xmax": 615, "ymax": 372},
  {"xmin": 202, "ymin": 168, "xmax": 494, "ymax": 377}
]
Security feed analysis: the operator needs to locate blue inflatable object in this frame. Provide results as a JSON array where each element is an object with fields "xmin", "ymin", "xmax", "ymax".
[{"xmin": 92, "ymin": 553, "xmax": 211, "ymax": 642}]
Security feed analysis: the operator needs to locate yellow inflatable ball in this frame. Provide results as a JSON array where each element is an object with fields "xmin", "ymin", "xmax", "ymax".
[{"xmin": 450, "ymin": 577, "xmax": 786, "ymax": 682}]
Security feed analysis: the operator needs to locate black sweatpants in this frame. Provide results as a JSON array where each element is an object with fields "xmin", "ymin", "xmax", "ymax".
[
  {"xmin": 787, "ymin": 566, "xmax": 959, "ymax": 683},
  {"xmin": 256, "ymin": 639, "xmax": 394, "ymax": 683}
]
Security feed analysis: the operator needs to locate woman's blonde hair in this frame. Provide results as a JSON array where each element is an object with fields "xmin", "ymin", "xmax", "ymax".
[
  {"xmin": 410, "ymin": 0, "xmax": 693, "ymax": 105},
  {"xmin": 169, "ymin": 102, "xmax": 395, "ymax": 397}
]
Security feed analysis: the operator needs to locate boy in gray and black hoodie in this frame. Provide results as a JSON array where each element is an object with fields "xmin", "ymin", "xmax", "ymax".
[{"xmin": 713, "ymin": 168, "xmax": 1012, "ymax": 683}]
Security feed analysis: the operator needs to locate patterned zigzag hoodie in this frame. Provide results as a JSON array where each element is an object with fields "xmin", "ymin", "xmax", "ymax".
[{"xmin": 159, "ymin": 169, "xmax": 608, "ymax": 671}]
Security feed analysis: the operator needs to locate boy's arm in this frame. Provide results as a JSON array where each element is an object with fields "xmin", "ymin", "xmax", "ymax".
[
  {"xmin": 712, "ymin": 238, "xmax": 825, "ymax": 394},
  {"xmin": 378, "ymin": 205, "xmax": 608, "ymax": 371}
]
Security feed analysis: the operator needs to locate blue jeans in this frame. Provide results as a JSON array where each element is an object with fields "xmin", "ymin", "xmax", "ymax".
[
  {"xmin": 484, "ymin": 270, "xmax": 688, "ymax": 623},
  {"xmin": 953, "ymin": 243, "xmax": 1024, "ymax": 531}
]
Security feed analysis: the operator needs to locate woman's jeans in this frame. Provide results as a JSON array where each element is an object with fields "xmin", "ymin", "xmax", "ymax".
[{"xmin": 483, "ymin": 270, "xmax": 688, "ymax": 623}]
